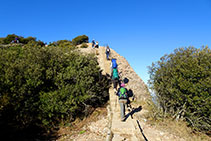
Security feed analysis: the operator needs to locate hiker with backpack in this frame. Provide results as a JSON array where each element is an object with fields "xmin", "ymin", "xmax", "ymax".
[
  {"xmin": 111, "ymin": 58, "xmax": 118, "ymax": 74},
  {"xmin": 105, "ymin": 45, "xmax": 110, "ymax": 60},
  {"xmin": 111, "ymin": 58, "xmax": 119, "ymax": 90},
  {"xmin": 116, "ymin": 83, "xmax": 128, "ymax": 121}
]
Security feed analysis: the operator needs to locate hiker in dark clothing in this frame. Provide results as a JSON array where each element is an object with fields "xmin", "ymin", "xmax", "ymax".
[
  {"xmin": 92, "ymin": 39, "xmax": 95, "ymax": 48},
  {"xmin": 95, "ymin": 41, "xmax": 99, "ymax": 48},
  {"xmin": 116, "ymin": 83, "xmax": 128, "ymax": 121},
  {"xmin": 105, "ymin": 45, "xmax": 110, "ymax": 60}
]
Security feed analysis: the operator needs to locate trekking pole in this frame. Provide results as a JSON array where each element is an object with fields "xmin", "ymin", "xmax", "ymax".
[{"xmin": 136, "ymin": 120, "xmax": 148, "ymax": 141}]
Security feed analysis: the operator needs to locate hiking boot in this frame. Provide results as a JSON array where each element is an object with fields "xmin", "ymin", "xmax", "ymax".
[
  {"xmin": 113, "ymin": 88, "xmax": 117, "ymax": 93},
  {"xmin": 121, "ymin": 117, "xmax": 125, "ymax": 122}
]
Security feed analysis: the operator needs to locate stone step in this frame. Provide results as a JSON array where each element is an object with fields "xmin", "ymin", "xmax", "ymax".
[{"xmin": 111, "ymin": 120, "xmax": 135, "ymax": 134}]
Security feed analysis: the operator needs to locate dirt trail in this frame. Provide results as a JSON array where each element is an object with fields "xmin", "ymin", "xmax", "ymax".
[
  {"xmin": 98, "ymin": 46, "xmax": 143, "ymax": 141},
  {"xmin": 67, "ymin": 44, "xmax": 189, "ymax": 141},
  {"xmin": 97, "ymin": 45, "xmax": 188, "ymax": 141}
]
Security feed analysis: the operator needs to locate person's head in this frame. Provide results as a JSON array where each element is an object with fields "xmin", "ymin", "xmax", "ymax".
[
  {"xmin": 121, "ymin": 83, "xmax": 125, "ymax": 87},
  {"xmin": 107, "ymin": 45, "xmax": 109, "ymax": 48}
]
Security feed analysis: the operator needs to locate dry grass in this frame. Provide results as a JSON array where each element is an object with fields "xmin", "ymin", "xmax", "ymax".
[
  {"xmin": 133, "ymin": 98, "xmax": 210, "ymax": 141},
  {"xmin": 57, "ymin": 105, "xmax": 108, "ymax": 139},
  {"xmin": 146, "ymin": 117, "xmax": 210, "ymax": 141}
]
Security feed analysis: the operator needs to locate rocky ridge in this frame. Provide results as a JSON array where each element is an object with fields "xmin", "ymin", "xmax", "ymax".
[{"xmin": 58, "ymin": 43, "xmax": 187, "ymax": 141}]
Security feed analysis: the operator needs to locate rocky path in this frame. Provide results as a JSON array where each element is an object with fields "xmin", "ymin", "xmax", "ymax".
[
  {"xmin": 98, "ymin": 46, "xmax": 143, "ymax": 141},
  {"xmin": 72, "ymin": 44, "xmax": 191, "ymax": 141},
  {"xmin": 98, "ymin": 46, "xmax": 187, "ymax": 141}
]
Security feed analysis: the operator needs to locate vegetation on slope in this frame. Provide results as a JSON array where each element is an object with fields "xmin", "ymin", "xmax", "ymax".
[
  {"xmin": 148, "ymin": 46, "xmax": 211, "ymax": 134},
  {"xmin": 0, "ymin": 35, "xmax": 109, "ymax": 139}
]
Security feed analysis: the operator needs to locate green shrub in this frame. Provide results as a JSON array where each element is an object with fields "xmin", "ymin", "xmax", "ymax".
[
  {"xmin": 0, "ymin": 44, "xmax": 109, "ymax": 132},
  {"xmin": 1, "ymin": 34, "xmax": 44, "ymax": 46},
  {"xmin": 3, "ymin": 34, "xmax": 18, "ymax": 44},
  {"xmin": 148, "ymin": 46, "xmax": 211, "ymax": 133},
  {"xmin": 56, "ymin": 40, "xmax": 73, "ymax": 47},
  {"xmin": 19, "ymin": 36, "xmax": 36, "ymax": 44},
  {"xmin": 72, "ymin": 35, "xmax": 89, "ymax": 45},
  {"xmin": 80, "ymin": 43, "xmax": 88, "ymax": 48},
  {"xmin": 0, "ymin": 38, "xmax": 4, "ymax": 44}
]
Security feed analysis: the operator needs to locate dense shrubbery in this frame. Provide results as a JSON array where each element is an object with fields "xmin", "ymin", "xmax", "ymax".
[
  {"xmin": 0, "ymin": 43, "xmax": 109, "ymax": 133},
  {"xmin": 148, "ymin": 46, "xmax": 211, "ymax": 133},
  {"xmin": 49, "ymin": 40, "xmax": 73, "ymax": 48},
  {"xmin": 72, "ymin": 35, "xmax": 89, "ymax": 45},
  {"xmin": 1, "ymin": 34, "xmax": 44, "ymax": 46}
]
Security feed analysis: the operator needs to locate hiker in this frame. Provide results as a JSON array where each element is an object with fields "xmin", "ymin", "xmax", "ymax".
[
  {"xmin": 95, "ymin": 41, "xmax": 99, "ymax": 48},
  {"xmin": 92, "ymin": 39, "xmax": 95, "ymax": 48},
  {"xmin": 105, "ymin": 45, "xmax": 110, "ymax": 60},
  {"xmin": 111, "ymin": 66, "xmax": 120, "ymax": 92},
  {"xmin": 15, "ymin": 37, "xmax": 19, "ymax": 43},
  {"xmin": 111, "ymin": 58, "xmax": 118, "ymax": 76},
  {"xmin": 117, "ymin": 83, "xmax": 128, "ymax": 121}
]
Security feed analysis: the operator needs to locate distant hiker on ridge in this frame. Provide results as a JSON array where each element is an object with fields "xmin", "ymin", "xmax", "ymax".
[
  {"xmin": 95, "ymin": 41, "xmax": 99, "ymax": 48},
  {"xmin": 105, "ymin": 45, "xmax": 110, "ymax": 60},
  {"xmin": 15, "ymin": 37, "xmax": 19, "ymax": 43},
  {"xmin": 92, "ymin": 39, "xmax": 95, "ymax": 48},
  {"xmin": 116, "ymin": 82, "xmax": 128, "ymax": 121}
]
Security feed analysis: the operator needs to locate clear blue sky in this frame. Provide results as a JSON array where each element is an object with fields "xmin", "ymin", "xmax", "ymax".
[{"xmin": 1, "ymin": 0, "xmax": 211, "ymax": 84}]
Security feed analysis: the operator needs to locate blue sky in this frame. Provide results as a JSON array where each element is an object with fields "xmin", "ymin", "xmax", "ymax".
[{"xmin": 1, "ymin": 0, "xmax": 211, "ymax": 84}]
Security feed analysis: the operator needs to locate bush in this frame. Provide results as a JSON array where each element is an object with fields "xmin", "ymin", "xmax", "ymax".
[
  {"xmin": 3, "ymin": 34, "xmax": 18, "ymax": 44},
  {"xmin": 0, "ymin": 38, "xmax": 4, "ymax": 44},
  {"xmin": 72, "ymin": 35, "xmax": 89, "ymax": 45},
  {"xmin": 80, "ymin": 43, "xmax": 88, "ymax": 48},
  {"xmin": 56, "ymin": 40, "xmax": 73, "ymax": 48},
  {"xmin": 1, "ymin": 34, "xmax": 44, "ymax": 46},
  {"xmin": 19, "ymin": 36, "xmax": 36, "ymax": 44},
  {"xmin": 148, "ymin": 46, "xmax": 211, "ymax": 133},
  {"xmin": 0, "ymin": 44, "xmax": 109, "ymax": 133}
]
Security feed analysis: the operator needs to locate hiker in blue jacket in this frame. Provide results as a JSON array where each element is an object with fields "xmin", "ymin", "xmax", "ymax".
[
  {"xmin": 92, "ymin": 39, "xmax": 95, "ymax": 48},
  {"xmin": 110, "ymin": 58, "xmax": 118, "ymax": 75},
  {"xmin": 117, "ymin": 83, "xmax": 128, "ymax": 121}
]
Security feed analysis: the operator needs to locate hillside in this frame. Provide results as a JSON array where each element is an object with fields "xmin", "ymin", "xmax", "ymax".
[{"xmin": 58, "ymin": 44, "xmax": 211, "ymax": 141}]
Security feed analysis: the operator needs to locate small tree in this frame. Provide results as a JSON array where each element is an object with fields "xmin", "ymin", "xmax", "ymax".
[
  {"xmin": 148, "ymin": 46, "xmax": 211, "ymax": 133},
  {"xmin": 3, "ymin": 34, "xmax": 18, "ymax": 44},
  {"xmin": 72, "ymin": 35, "xmax": 89, "ymax": 45}
]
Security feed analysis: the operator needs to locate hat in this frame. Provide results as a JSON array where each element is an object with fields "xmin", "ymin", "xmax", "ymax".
[{"xmin": 121, "ymin": 83, "xmax": 125, "ymax": 87}]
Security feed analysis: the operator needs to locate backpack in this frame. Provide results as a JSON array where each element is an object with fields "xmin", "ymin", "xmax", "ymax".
[
  {"xmin": 111, "ymin": 59, "xmax": 117, "ymax": 68},
  {"xmin": 106, "ymin": 48, "xmax": 110, "ymax": 53},
  {"xmin": 112, "ymin": 68, "xmax": 119, "ymax": 80},
  {"xmin": 119, "ymin": 87, "xmax": 127, "ymax": 99}
]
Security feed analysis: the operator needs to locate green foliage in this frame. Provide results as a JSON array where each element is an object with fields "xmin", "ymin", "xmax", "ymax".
[
  {"xmin": 72, "ymin": 35, "xmax": 89, "ymax": 45},
  {"xmin": 79, "ymin": 130, "xmax": 86, "ymax": 134},
  {"xmin": 0, "ymin": 38, "xmax": 4, "ymax": 44},
  {"xmin": 3, "ymin": 34, "xmax": 18, "ymax": 44},
  {"xmin": 148, "ymin": 46, "xmax": 211, "ymax": 133},
  {"xmin": 0, "ymin": 44, "xmax": 109, "ymax": 132},
  {"xmin": 19, "ymin": 36, "xmax": 36, "ymax": 44},
  {"xmin": 1, "ymin": 34, "xmax": 44, "ymax": 46},
  {"xmin": 80, "ymin": 43, "xmax": 88, "ymax": 48}
]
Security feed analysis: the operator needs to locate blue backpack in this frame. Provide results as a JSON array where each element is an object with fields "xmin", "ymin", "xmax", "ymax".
[{"xmin": 111, "ymin": 59, "xmax": 117, "ymax": 68}]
